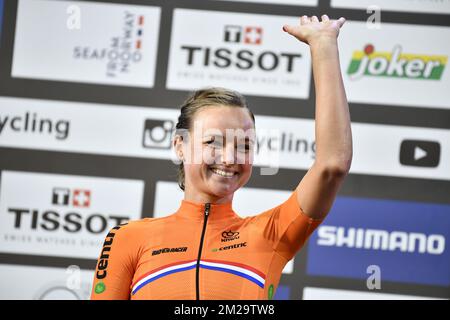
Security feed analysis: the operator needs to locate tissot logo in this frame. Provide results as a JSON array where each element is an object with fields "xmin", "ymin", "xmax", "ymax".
[
  {"xmin": 180, "ymin": 33, "xmax": 300, "ymax": 72},
  {"xmin": 224, "ymin": 25, "xmax": 263, "ymax": 45},
  {"xmin": 167, "ymin": 9, "xmax": 312, "ymax": 99},
  {"xmin": 9, "ymin": 186, "xmax": 126, "ymax": 234},
  {"xmin": 73, "ymin": 189, "xmax": 91, "ymax": 208},
  {"xmin": 142, "ymin": 119, "xmax": 174, "ymax": 149},
  {"xmin": 399, "ymin": 139, "xmax": 440, "ymax": 168},
  {"xmin": 0, "ymin": 171, "xmax": 144, "ymax": 259},
  {"xmin": 52, "ymin": 188, "xmax": 91, "ymax": 208},
  {"xmin": 52, "ymin": 188, "xmax": 70, "ymax": 206}
]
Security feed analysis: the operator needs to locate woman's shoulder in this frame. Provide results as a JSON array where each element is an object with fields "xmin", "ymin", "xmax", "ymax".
[
  {"xmin": 104, "ymin": 215, "xmax": 174, "ymax": 246},
  {"xmin": 119, "ymin": 215, "xmax": 172, "ymax": 231}
]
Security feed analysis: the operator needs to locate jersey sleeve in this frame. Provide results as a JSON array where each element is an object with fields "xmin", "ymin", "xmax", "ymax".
[
  {"xmin": 90, "ymin": 223, "xmax": 137, "ymax": 300},
  {"xmin": 253, "ymin": 189, "xmax": 323, "ymax": 261}
]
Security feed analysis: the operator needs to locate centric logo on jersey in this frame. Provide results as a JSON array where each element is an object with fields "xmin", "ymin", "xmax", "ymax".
[
  {"xmin": 212, "ymin": 242, "xmax": 247, "ymax": 252},
  {"xmin": 221, "ymin": 230, "xmax": 240, "ymax": 242}
]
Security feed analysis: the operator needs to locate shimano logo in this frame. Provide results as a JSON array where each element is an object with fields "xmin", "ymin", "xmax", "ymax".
[{"xmin": 317, "ymin": 226, "xmax": 445, "ymax": 255}]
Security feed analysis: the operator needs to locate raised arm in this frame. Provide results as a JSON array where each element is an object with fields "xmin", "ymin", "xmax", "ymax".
[{"xmin": 283, "ymin": 15, "xmax": 352, "ymax": 220}]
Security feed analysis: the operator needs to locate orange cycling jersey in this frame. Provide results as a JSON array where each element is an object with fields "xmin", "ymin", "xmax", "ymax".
[{"xmin": 90, "ymin": 189, "xmax": 322, "ymax": 300}]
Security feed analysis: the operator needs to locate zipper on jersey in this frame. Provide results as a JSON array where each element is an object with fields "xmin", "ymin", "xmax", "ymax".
[{"xmin": 196, "ymin": 202, "xmax": 210, "ymax": 300}]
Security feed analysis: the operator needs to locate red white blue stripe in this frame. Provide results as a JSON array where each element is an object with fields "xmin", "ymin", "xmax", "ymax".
[
  {"xmin": 132, "ymin": 260, "xmax": 196, "ymax": 295},
  {"xmin": 200, "ymin": 259, "xmax": 265, "ymax": 288},
  {"xmin": 131, "ymin": 259, "xmax": 265, "ymax": 295}
]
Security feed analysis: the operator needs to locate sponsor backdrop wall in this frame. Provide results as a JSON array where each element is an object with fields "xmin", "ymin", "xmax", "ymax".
[{"xmin": 0, "ymin": 0, "xmax": 449, "ymax": 300}]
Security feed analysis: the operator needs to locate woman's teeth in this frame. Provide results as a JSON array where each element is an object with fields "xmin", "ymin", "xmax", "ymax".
[{"xmin": 211, "ymin": 168, "xmax": 235, "ymax": 178}]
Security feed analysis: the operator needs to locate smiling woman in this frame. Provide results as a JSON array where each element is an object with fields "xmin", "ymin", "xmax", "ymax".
[
  {"xmin": 173, "ymin": 88, "xmax": 256, "ymax": 203},
  {"xmin": 91, "ymin": 14, "xmax": 352, "ymax": 300}
]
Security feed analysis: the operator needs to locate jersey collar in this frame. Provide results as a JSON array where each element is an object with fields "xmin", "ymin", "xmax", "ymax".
[{"xmin": 175, "ymin": 199, "xmax": 239, "ymax": 223}]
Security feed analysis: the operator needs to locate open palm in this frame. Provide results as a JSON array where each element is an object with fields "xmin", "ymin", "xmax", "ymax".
[{"xmin": 283, "ymin": 15, "xmax": 346, "ymax": 45}]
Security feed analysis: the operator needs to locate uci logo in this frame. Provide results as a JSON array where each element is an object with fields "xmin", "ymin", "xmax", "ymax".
[{"xmin": 221, "ymin": 230, "xmax": 240, "ymax": 242}]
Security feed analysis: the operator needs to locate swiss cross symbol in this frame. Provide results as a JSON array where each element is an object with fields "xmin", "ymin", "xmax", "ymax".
[
  {"xmin": 244, "ymin": 27, "xmax": 262, "ymax": 45},
  {"xmin": 72, "ymin": 189, "xmax": 91, "ymax": 208}
]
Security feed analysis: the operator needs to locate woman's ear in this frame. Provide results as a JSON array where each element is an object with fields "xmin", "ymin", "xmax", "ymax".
[{"xmin": 173, "ymin": 135, "xmax": 184, "ymax": 161}]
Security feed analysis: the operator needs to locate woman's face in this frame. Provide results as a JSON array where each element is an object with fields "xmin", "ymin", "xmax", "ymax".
[{"xmin": 180, "ymin": 105, "xmax": 255, "ymax": 202}]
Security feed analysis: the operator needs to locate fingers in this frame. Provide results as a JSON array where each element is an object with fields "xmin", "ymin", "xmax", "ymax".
[
  {"xmin": 300, "ymin": 15, "xmax": 310, "ymax": 25},
  {"xmin": 336, "ymin": 17, "xmax": 346, "ymax": 28},
  {"xmin": 293, "ymin": 14, "xmax": 346, "ymax": 29},
  {"xmin": 331, "ymin": 17, "xmax": 346, "ymax": 29}
]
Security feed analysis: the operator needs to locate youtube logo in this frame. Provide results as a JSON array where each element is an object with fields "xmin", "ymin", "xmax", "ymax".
[{"xmin": 399, "ymin": 140, "xmax": 440, "ymax": 168}]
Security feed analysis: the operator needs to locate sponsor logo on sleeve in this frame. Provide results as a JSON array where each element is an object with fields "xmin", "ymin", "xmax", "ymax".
[
  {"xmin": 152, "ymin": 247, "xmax": 188, "ymax": 256},
  {"xmin": 96, "ymin": 223, "xmax": 128, "ymax": 281}
]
